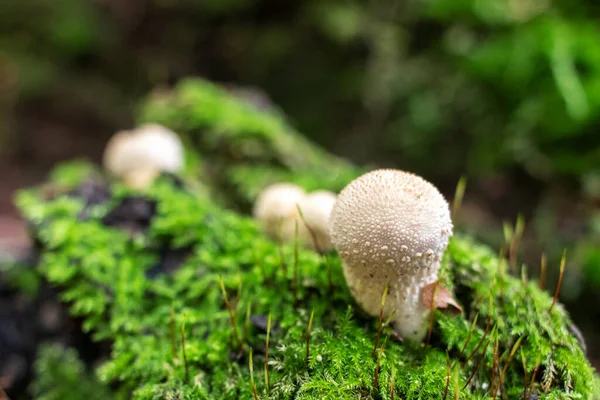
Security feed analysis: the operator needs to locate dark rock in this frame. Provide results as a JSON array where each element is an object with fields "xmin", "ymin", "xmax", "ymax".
[
  {"xmin": 69, "ymin": 179, "xmax": 111, "ymax": 207},
  {"xmin": 145, "ymin": 246, "xmax": 193, "ymax": 279},
  {"xmin": 250, "ymin": 315, "xmax": 269, "ymax": 332},
  {"xmin": 102, "ymin": 196, "xmax": 157, "ymax": 234}
]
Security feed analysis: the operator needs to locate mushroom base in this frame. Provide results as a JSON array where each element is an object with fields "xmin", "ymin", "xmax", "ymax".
[{"xmin": 343, "ymin": 261, "xmax": 439, "ymax": 342}]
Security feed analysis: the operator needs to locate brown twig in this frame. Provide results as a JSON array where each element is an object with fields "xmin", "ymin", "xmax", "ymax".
[
  {"xmin": 490, "ymin": 333, "xmax": 499, "ymax": 398},
  {"xmin": 463, "ymin": 339, "xmax": 491, "ymax": 389},
  {"xmin": 372, "ymin": 283, "xmax": 390, "ymax": 357},
  {"xmin": 458, "ymin": 313, "xmax": 479, "ymax": 361},
  {"xmin": 465, "ymin": 316, "xmax": 491, "ymax": 364},
  {"xmin": 549, "ymin": 250, "xmax": 566, "ymax": 312},
  {"xmin": 466, "ymin": 298, "xmax": 493, "ymax": 363},
  {"xmin": 219, "ymin": 275, "xmax": 240, "ymax": 346},
  {"xmin": 538, "ymin": 253, "xmax": 547, "ymax": 290},
  {"xmin": 527, "ymin": 355, "xmax": 542, "ymax": 397},
  {"xmin": 427, "ymin": 280, "xmax": 440, "ymax": 346},
  {"xmin": 306, "ymin": 308, "xmax": 315, "ymax": 366},
  {"xmin": 463, "ymin": 333, "xmax": 492, "ymax": 389},
  {"xmin": 374, "ymin": 340, "xmax": 386, "ymax": 389}
]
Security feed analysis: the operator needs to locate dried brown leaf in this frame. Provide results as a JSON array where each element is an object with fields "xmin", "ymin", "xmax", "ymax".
[{"xmin": 422, "ymin": 282, "xmax": 463, "ymax": 316}]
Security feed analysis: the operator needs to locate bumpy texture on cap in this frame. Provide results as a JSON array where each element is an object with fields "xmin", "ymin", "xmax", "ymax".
[{"xmin": 329, "ymin": 169, "xmax": 453, "ymax": 341}]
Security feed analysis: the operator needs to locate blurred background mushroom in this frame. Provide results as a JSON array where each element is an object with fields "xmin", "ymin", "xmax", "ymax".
[
  {"xmin": 253, "ymin": 183, "xmax": 306, "ymax": 243},
  {"xmin": 253, "ymin": 184, "xmax": 337, "ymax": 252},
  {"xmin": 102, "ymin": 123, "xmax": 184, "ymax": 189}
]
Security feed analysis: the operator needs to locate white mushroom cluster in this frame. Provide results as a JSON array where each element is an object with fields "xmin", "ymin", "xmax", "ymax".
[
  {"xmin": 329, "ymin": 169, "xmax": 453, "ymax": 341},
  {"xmin": 253, "ymin": 184, "xmax": 336, "ymax": 252},
  {"xmin": 103, "ymin": 124, "xmax": 184, "ymax": 189}
]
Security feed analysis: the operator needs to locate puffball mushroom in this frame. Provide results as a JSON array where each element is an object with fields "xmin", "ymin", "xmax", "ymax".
[
  {"xmin": 253, "ymin": 184, "xmax": 337, "ymax": 251},
  {"xmin": 103, "ymin": 124, "xmax": 184, "ymax": 189},
  {"xmin": 329, "ymin": 169, "xmax": 453, "ymax": 341},
  {"xmin": 253, "ymin": 183, "xmax": 306, "ymax": 241}
]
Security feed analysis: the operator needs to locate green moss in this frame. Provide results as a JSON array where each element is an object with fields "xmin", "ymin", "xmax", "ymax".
[{"xmin": 18, "ymin": 79, "xmax": 599, "ymax": 399}]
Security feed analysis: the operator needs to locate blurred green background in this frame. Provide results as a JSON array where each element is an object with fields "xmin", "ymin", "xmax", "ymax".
[{"xmin": 1, "ymin": 0, "xmax": 599, "ymax": 367}]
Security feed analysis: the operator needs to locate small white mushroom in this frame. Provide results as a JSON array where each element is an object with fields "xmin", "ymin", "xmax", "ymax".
[
  {"xmin": 296, "ymin": 190, "xmax": 337, "ymax": 252},
  {"xmin": 103, "ymin": 124, "xmax": 184, "ymax": 189},
  {"xmin": 253, "ymin": 183, "xmax": 306, "ymax": 241},
  {"xmin": 329, "ymin": 169, "xmax": 453, "ymax": 341},
  {"xmin": 253, "ymin": 185, "xmax": 337, "ymax": 251}
]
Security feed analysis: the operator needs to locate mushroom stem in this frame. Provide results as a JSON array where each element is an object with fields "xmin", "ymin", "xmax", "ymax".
[
  {"xmin": 343, "ymin": 255, "xmax": 441, "ymax": 341},
  {"xmin": 394, "ymin": 275, "xmax": 438, "ymax": 342},
  {"xmin": 123, "ymin": 167, "xmax": 160, "ymax": 190}
]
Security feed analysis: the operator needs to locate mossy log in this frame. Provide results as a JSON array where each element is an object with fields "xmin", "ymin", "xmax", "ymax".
[{"xmin": 14, "ymin": 79, "xmax": 599, "ymax": 399}]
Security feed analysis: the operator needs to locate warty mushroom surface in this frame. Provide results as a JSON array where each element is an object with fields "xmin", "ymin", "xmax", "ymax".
[{"xmin": 329, "ymin": 169, "xmax": 453, "ymax": 341}]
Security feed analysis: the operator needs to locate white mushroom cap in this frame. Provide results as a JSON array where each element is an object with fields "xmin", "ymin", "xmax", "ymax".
[
  {"xmin": 253, "ymin": 185, "xmax": 337, "ymax": 251},
  {"xmin": 297, "ymin": 190, "xmax": 337, "ymax": 252},
  {"xmin": 103, "ymin": 130, "xmax": 135, "ymax": 177},
  {"xmin": 103, "ymin": 124, "xmax": 184, "ymax": 189},
  {"xmin": 329, "ymin": 169, "xmax": 453, "ymax": 341},
  {"xmin": 253, "ymin": 183, "xmax": 306, "ymax": 240}
]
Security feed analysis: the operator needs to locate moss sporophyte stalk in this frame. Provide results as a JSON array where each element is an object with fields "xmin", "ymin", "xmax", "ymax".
[{"xmin": 16, "ymin": 78, "xmax": 599, "ymax": 400}]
